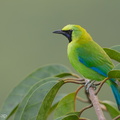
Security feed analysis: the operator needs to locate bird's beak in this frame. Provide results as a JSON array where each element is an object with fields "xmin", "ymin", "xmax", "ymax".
[
  {"xmin": 53, "ymin": 30, "xmax": 72, "ymax": 42},
  {"xmin": 53, "ymin": 30, "xmax": 65, "ymax": 34},
  {"xmin": 53, "ymin": 30, "xmax": 69, "ymax": 38}
]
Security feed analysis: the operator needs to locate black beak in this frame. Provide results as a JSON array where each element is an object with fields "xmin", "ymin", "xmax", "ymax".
[
  {"xmin": 53, "ymin": 30, "xmax": 72, "ymax": 42},
  {"xmin": 53, "ymin": 30, "xmax": 66, "ymax": 34}
]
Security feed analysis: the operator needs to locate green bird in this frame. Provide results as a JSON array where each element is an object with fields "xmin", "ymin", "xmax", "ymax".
[{"xmin": 53, "ymin": 24, "xmax": 120, "ymax": 110}]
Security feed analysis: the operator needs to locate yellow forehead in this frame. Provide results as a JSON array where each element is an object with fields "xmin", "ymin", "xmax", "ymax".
[{"xmin": 62, "ymin": 24, "xmax": 81, "ymax": 31}]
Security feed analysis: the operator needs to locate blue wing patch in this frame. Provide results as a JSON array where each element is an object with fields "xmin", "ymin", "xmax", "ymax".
[
  {"xmin": 79, "ymin": 57, "xmax": 88, "ymax": 66},
  {"xmin": 90, "ymin": 67, "xmax": 107, "ymax": 77},
  {"xmin": 78, "ymin": 57, "xmax": 107, "ymax": 77}
]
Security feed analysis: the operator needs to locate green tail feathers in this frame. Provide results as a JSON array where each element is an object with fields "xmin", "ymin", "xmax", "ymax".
[{"xmin": 110, "ymin": 81, "xmax": 120, "ymax": 110}]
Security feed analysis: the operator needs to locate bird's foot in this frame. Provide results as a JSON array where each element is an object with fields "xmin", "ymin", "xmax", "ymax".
[{"xmin": 85, "ymin": 80, "xmax": 96, "ymax": 93}]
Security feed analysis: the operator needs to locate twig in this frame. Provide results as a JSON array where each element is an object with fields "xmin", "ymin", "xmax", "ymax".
[
  {"xmin": 64, "ymin": 77, "xmax": 107, "ymax": 119},
  {"xmin": 74, "ymin": 85, "xmax": 84, "ymax": 111},
  {"xmin": 85, "ymin": 79, "xmax": 106, "ymax": 120},
  {"xmin": 64, "ymin": 80, "xmax": 85, "ymax": 84},
  {"xmin": 64, "ymin": 78, "xmax": 85, "ymax": 82},
  {"xmin": 71, "ymin": 73, "xmax": 80, "ymax": 78},
  {"xmin": 95, "ymin": 78, "xmax": 109, "ymax": 95},
  {"xmin": 76, "ymin": 96, "xmax": 89, "ymax": 103},
  {"xmin": 63, "ymin": 78, "xmax": 85, "ymax": 84},
  {"xmin": 79, "ymin": 104, "xmax": 93, "ymax": 116},
  {"xmin": 113, "ymin": 115, "xmax": 120, "ymax": 120},
  {"xmin": 75, "ymin": 85, "xmax": 84, "ymax": 94}
]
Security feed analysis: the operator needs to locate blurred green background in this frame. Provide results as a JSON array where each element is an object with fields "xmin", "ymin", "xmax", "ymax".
[{"xmin": 0, "ymin": 0, "xmax": 120, "ymax": 119}]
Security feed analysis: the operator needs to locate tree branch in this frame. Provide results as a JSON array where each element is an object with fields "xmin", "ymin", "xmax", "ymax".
[
  {"xmin": 85, "ymin": 79, "xmax": 106, "ymax": 120},
  {"xmin": 64, "ymin": 77, "xmax": 107, "ymax": 119},
  {"xmin": 113, "ymin": 115, "xmax": 120, "ymax": 120}
]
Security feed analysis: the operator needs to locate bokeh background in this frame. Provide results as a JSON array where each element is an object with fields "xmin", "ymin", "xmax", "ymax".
[{"xmin": 0, "ymin": 0, "xmax": 120, "ymax": 119}]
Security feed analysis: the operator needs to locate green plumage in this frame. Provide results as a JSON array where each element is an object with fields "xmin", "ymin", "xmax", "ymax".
[
  {"xmin": 68, "ymin": 38, "xmax": 113, "ymax": 81},
  {"xmin": 53, "ymin": 24, "xmax": 120, "ymax": 110}
]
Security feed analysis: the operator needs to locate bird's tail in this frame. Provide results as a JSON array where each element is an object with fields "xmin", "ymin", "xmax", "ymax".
[{"xmin": 110, "ymin": 80, "xmax": 120, "ymax": 110}]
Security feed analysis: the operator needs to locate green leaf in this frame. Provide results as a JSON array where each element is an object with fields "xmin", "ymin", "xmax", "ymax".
[
  {"xmin": 79, "ymin": 118, "xmax": 90, "ymax": 120},
  {"xmin": 55, "ymin": 73, "xmax": 73, "ymax": 78},
  {"xmin": 48, "ymin": 94, "xmax": 67, "ymax": 115},
  {"xmin": 108, "ymin": 70, "xmax": 120, "ymax": 79},
  {"xmin": 67, "ymin": 112, "xmax": 80, "ymax": 117},
  {"xmin": 103, "ymin": 48, "xmax": 120, "ymax": 62},
  {"xmin": 108, "ymin": 64, "xmax": 120, "ymax": 78},
  {"xmin": 37, "ymin": 80, "xmax": 65, "ymax": 120},
  {"xmin": 111, "ymin": 45, "xmax": 120, "ymax": 52},
  {"xmin": 101, "ymin": 101, "xmax": 120, "ymax": 118},
  {"xmin": 14, "ymin": 77, "xmax": 59, "ymax": 120},
  {"xmin": 0, "ymin": 64, "xmax": 70, "ymax": 119},
  {"xmin": 16, "ymin": 79, "xmax": 64, "ymax": 120},
  {"xmin": 55, "ymin": 115, "xmax": 79, "ymax": 120},
  {"xmin": 54, "ymin": 92, "xmax": 76, "ymax": 119}
]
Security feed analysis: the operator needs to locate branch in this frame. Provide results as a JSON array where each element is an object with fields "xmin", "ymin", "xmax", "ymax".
[
  {"xmin": 64, "ymin": 77, "xmax": 107, "ymax": 119},
  {"xmin": 85, "ymin": 79, "xmax": 106, "ymax": 120},
  {"xmin": 113, "ymin": 115, "xmax": 120, "ymax": 120}
]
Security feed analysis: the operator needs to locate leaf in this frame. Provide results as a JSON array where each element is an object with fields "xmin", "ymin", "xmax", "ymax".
[
  {"xmin": 54, "ymin": 92, "xmax": 76, "ymax": 119},
  {"xmin": 101, "ymin": 101, "xmax": 120, "ymax": 118},
  {"xmin": 36, "ymin": 80, "xmax": 65, "ymax": 120},
  {"xmin": 14, "ymin": 77, "xmax": 59, "ymax": 120},
  {"xmin": 0, "ymin": 64, "xmax": 70, "ymax": 119},
  {"xmin": 108, "ymin": 70, "xmax": 120, "ymax": 79},
  {"xmin": 16, "ymin": 79, "xmax": 64, "ymax": 120},
  {"xmin": 108, "ymin": 64, "xmax": 120, "ymax": 78},
  {"xmin": 111, "ymin": 45, "xmax": 120, "ymax": 52},
  {"xmin": 79, "ymin": 118, "xmax": 90, "ymax": 120},
  {"xmin": 55, "ymin": 115, "xmax": 79, "ymax": 120},
  {"xmin": 48, "ymin": 94, "xmax": 67, "ymax": 115},
  {"xmin": 67, "ymin": 112, "xmax": 80, "ymax": 117},
  {"xmin": 103, "ymin": 48, "xmax": 120, "ymax": 62},
  {"xmin": 55, "ymin": 73, "xmax": 73, "ymax": 78}
]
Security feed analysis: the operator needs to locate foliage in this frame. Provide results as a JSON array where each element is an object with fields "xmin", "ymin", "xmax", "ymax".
[{"xmin": 0, "ymin": 45, "xmax": 120, "ymax": 120}]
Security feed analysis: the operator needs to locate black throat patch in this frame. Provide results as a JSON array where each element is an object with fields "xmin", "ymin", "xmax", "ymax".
[{"xmin": 62, "ymin": 30, "xmax": 72, "ymax": 42}]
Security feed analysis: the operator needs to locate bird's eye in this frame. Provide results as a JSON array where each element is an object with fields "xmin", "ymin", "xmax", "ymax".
[{"xmin": 64, "ymin": 30, "xmax": 73, "ymax": 35}]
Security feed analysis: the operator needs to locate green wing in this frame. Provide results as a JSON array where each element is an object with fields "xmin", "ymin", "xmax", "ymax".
[{"xmin": 76, "ymin": 42, "xmax": 114, "ymax": 77}]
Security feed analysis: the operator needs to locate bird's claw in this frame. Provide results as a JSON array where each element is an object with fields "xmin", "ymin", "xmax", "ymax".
[{"xmin": 85, "ymin": 80, "xmax": 96, "ymax": 93}]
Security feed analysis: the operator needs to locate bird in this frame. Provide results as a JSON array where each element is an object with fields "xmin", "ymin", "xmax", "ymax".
[{"xmin": 53, "ymin": 24, "xmax": 120, "ymax": 110}]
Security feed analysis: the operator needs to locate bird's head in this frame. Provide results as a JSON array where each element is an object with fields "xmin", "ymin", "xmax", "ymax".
[{"xmin": 53, "ymin": 24, "xmax": 86, "ymax": 43}]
